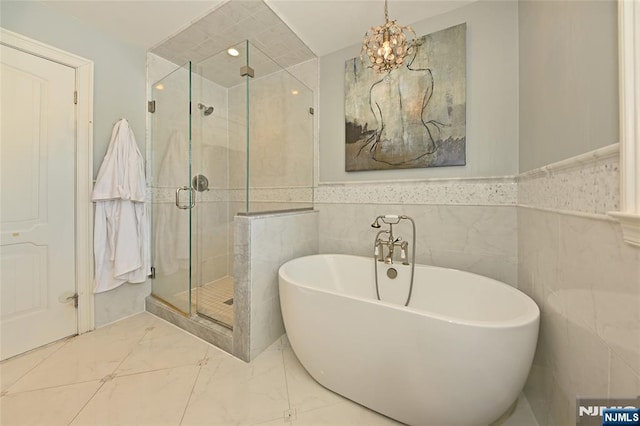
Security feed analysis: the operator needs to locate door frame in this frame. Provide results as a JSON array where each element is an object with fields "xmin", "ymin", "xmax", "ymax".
[{"xmin": 0, "ymin": 28, "xmax": 95, "ymax": 334}]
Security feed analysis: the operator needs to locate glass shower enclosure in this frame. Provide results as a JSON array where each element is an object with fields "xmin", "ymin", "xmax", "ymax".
[{"xmin": 149, "ymin": 41, "xmax": 313, "ymax": 331}]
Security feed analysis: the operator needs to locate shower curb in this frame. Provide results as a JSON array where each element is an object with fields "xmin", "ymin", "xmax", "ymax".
[{"xmin": 145, "ymin": 296, "xmax": 233, "ymax": 355}]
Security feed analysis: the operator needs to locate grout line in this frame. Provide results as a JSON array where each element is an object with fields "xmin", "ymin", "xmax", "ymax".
[
  {"xmin": 2, "ymin": 377, "xmax": 104, "ymax": 396},
  {"xmin": 1, "ymin": 336, "xmax": 72, "ymax": 394},
  {"xmin": 281, "ymin": 348, "xmax": 292, "ymax": 413},
  {"xmin": 178, "ymin": 366, "xmax": 202, "ymax": 426},
  {"xmin": 69, "ymin": 320, "xmax": 187, "ymax": 425},
  {"xmin": 107, "ymin": 323, "xmax": 154, "ymax": 378},
  {"xmin": 67, "ymin": 380, "xmax": 107, "ymax": 425},
  {"xmin": 111, "ymin": 364, "xmax": 202, "ymax": 380},
  {"xmin": 179, "ymin": 348, "xmax": 214, "ymax": 426}
]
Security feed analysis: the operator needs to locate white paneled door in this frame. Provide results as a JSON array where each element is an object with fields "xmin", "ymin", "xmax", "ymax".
[{"xmin": 1, "ymin": 44, "xmax": 78, "ymax": 360}]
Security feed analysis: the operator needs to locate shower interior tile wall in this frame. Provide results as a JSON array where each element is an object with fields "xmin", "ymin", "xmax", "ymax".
[
  {"xmin": 227, "ymin": 59, "xmax": 315, "ymax": 211},
  {"xmin": 193, "ymin": 74, "xmax": 233, "ymax": 285}
]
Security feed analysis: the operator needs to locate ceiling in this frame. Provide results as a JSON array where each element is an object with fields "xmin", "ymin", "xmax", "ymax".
[
  {"xmin": 42, "ymin": 0, "xmax": 474, "ymax": 57},
  {"xmin": 150, "ymin": 0, "xmax": 316, "ymax": 87}
]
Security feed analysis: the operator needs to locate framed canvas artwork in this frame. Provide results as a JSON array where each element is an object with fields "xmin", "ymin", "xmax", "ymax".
[{"xmin": 345, "ymin": 23, "xmax": 467, "ymax": 171}]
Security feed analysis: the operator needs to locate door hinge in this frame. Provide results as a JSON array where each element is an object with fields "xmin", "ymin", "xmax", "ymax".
[
  {"xmin": 149, "ymin": 266, "xmax": 156, "ymax": 279},
  {"xmin": 74, "ymin": 91, "xmax": 78, "ymax": 105},
  {"xmin": 148, "ymin": 100, "xmax": 156, "ymax": 113}
]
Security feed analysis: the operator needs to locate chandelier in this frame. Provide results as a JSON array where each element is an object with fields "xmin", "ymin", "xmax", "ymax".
[{"xmin": 361, "ymin": 0, "xmax": 417, "ymax": 73}]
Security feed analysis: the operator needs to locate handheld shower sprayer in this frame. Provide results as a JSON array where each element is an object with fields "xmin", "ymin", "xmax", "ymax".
[{"xmin": 371, "ymin": 214, "xmax": 405, "ymax": 228}]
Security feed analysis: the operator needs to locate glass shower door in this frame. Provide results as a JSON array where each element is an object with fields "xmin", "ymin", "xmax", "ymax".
[{"xmin": 150, "ymin": 62, "xmax": 193, "ymax": 315}]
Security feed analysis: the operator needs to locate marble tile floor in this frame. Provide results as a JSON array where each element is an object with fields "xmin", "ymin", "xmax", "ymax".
[{"xmin": 0, "ymin": 313, "xmax": 538, "ymax": 426}]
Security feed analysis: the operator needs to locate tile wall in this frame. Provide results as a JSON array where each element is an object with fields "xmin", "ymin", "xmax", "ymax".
[
  {"xmin": 518, "ymin": 145, "xmax": 640, "ymax": 425},
  {"xmin": 315, "ymin": 178, "xmax": 518, "ymax": 287},
  {"xmin": 192, "ymin": 73, "xmax": 233, "ymax": 285},
  {"xmin": 227, "ymin": 57, "xmax": 316, "ymax": 213},
  {"xmin": 234, "ymin": 210, "xmax": 319, "ymax": 361}
]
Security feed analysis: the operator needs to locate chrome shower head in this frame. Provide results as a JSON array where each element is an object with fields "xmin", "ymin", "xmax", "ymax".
[
  {"xmin": 371, "ymin": 217, "xmax": 382, "ymax": 228},
  {"xmin": 197, "ymin": 103, "xmax": 214, "ymax": 116}
]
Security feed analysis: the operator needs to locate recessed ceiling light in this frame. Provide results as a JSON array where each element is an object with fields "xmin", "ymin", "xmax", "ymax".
[{"xmin": 227, "ymin": 48, "xmax": 240, "ymax": 57}]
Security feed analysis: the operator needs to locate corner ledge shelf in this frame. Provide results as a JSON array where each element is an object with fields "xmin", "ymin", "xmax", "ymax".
[{"xmin": 609, "ymin": 211, "xmax": 640, "ymax": 247}]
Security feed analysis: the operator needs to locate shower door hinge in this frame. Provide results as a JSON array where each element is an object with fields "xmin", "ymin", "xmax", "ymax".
[
  {"xmin": 74, "ymin": 91, "xmax": 78, "ymax": 105},
  {"xmin": 148, "ymin": 100, "xmax": 156, "ymax": 113},
  {"xmin": 149, "ymin": 266, "xmax": 156, "ymax": 279},
  {"xmin": 240, "ymin": 65, "xmax": 255, "ymax": 78}
]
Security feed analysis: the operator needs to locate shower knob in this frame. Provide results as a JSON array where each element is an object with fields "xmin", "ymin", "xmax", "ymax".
[{"xmin": 192, "ymin": 174, "xmax": 209, "ymax": 192}]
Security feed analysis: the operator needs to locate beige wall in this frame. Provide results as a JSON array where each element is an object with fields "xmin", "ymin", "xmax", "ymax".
[
  {"xmin": 518, "ymin": 0, "xmax": 618, "ymax": 172},
  {"xmin": 319, "ymin": 0, "xmax": 519, "ymax": 182}
]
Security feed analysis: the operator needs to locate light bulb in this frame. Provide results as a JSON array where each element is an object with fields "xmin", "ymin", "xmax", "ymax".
[{"xmin": 382, "ymin": 41, "xmax": 391, "ymax": 59}]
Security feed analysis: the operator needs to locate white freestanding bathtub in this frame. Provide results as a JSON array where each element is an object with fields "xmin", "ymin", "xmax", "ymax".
[{"xmin": 278, "ymin": 254, "xmax": 539, "ymax": 426}]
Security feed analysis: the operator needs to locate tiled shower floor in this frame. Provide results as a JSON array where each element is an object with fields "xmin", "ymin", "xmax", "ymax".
[
  {"xmin": 0, "ymin": 313, "xmax": 539, "ymax": 425},
  {"xmin": 175, "ymin": 276, "xmax": 234, "ymax": 328}
]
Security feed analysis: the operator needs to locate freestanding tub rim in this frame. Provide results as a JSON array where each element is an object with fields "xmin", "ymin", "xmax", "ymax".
[{"xmin": 278, "ymin": 254, "xmax": 540, "ymax": 329}]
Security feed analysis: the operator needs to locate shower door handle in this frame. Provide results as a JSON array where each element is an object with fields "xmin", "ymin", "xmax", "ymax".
[{"xmin": 175, "ymin": 186, "xmax": 195, "ymax": 209}]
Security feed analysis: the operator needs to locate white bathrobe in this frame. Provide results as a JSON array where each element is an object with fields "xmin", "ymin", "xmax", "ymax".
[{"xmin": 93, "ymin": 119, "xmax": 149, "ymax": 293}]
